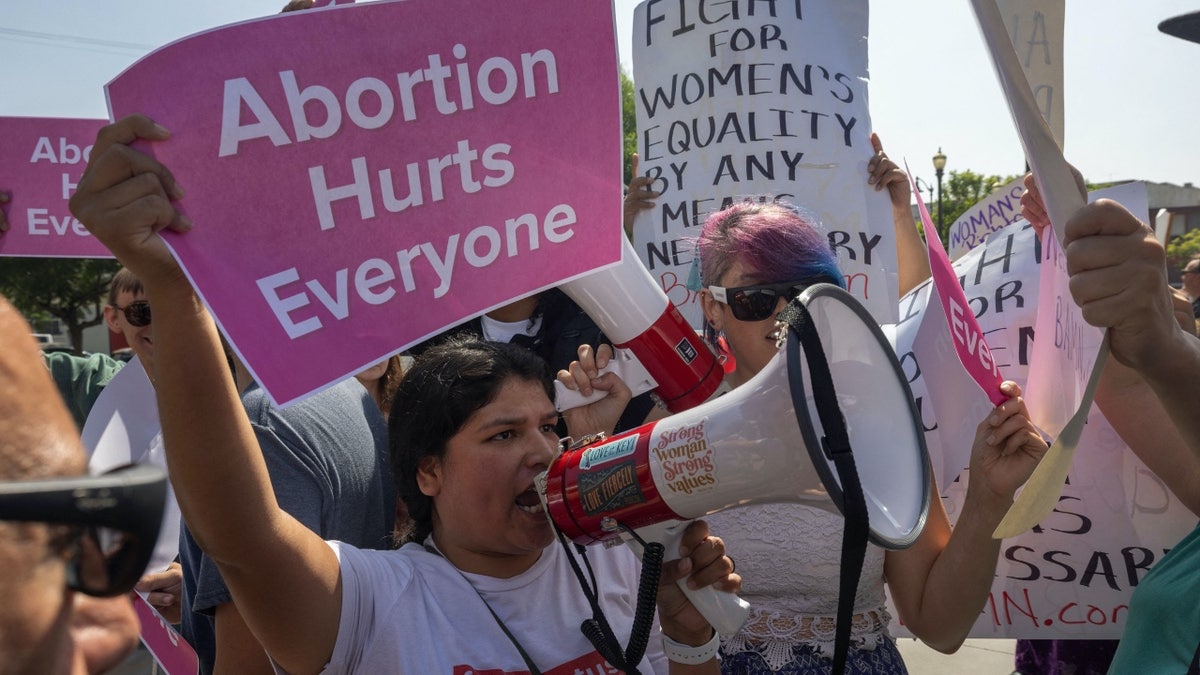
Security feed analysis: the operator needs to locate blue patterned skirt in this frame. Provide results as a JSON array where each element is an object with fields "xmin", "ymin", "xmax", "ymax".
[{"xmin": 719, "ymin": 640, "xmax": 908, "ymax": 675}]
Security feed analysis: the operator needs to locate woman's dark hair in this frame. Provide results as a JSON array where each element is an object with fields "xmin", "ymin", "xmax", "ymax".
[{"xmin": 388, "ymin": 335, "xmax": 554, "ymax": 545}]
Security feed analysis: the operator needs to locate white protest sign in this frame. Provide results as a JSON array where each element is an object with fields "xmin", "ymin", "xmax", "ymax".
[
  {"xmin": 1028, "ymin": 182, "xmax": 1145, "ymax": 438},
  {"xmin": 998, "ymin": 0, "xmax": 1065, "ymax": 148},
  {"xmin": 82, "ymin": 357, "xmax": 179, "ymax": 576},
  {"xmin": 630, "ymin": 0, "xmax": 897, "ymax": 326},
  {"xmin": 947, "ymin": 176, "xmax": 1027, "ymax": 260},
  {"xmin": 887, "ymin": 185, "xmax": 1193, "ymax": 638}
]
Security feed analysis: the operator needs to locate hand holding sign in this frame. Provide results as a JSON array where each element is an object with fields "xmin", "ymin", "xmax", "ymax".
[
  {"xmin": 1062, "ymin": 201, "xmax": 1182, "ymax": 372},
  {"xmin": 69, "ymin": 115, "xmax": 191, "ymax": 285},
  {"xmin": 969, "ymin": 381, "xmax": 1049, "ymax": 510}
]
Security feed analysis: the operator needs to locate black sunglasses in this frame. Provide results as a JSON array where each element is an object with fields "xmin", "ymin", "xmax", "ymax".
[
  {"xmin": 111, "ymin": 300, "xmax": 152, "ymax": 327},
  {"xmin": 0, "ymin": 463, "xmax": 167, "ymax": 597},
  {"xmin": 708, "ymin": 276, "xmax": 837, "ymax": 322}
]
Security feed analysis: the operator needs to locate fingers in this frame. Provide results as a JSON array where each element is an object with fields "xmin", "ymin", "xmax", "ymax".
[
  {"xmin": 630, "ymin": 153, "xmax": 639, "ymax": 178},
  {"xmin": 70, "ymin": 116, "xmax": 193, "ymax": 271},
  {"xmin": 662, "ymin": 521, "xmax": 739, "ymax": 592},
  {"xmin": 625, "ymin": 176, "xmax": 661, "ymax": 207},
  {"xmin": 980, "ymin": 381, "xmax": 1027, "ymax": 436},
  {"xmin": 84, "ymin": 115, "xmax": 181, "ymax": 198},
  {"xmin": 1062, "ymin": 199, "xmax": 1147, "ymax": 248},
  {"xmin": 134, "ymin": 562, "xmax": 183, "ymax": 594},
  {"xmin": 980, "ymin": 382, "xmax": 1045, "ymax": 454},
  {"xmin": 1019, "ymin": 174, "xmax": 1050, "ymax": 235},
  {"xmin": 864, "ymin": 134, "xmax": 910, "ymax": 207},
  {"xmin": 145, "ymin": 591, "xmax": 180, "ymax": 608},
  {"xmin": 556, "ymin": 344, "xmax": 613, "ymax": 398},
  {"xmin": 135, "ymin": 567, "xmax": 183, "ymax": 622}
]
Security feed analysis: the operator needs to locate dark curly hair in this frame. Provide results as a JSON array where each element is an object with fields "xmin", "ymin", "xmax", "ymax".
[{"xmin": 388, "ymin": 335, "xmax": 554, "ymax": 545}]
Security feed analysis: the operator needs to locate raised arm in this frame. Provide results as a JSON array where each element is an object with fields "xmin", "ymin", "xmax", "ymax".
[
  {"xmin": 1063, "ymin": 198, "xmax": 1200, "ymax": 466},
  {"xmin": 70, "ymin": 115, "xmax": 341, "ymax": 674},
  {"xmin": 867, "ymin": 133, "xmax": 931, "ymax": 297},
  {"xmin": 1022, "ymin": 175, "xmax": 1200, "ymax": 498},
  {"xmin": 885, "ymin": 381, "xmax": 1046, "ymax": 652}
]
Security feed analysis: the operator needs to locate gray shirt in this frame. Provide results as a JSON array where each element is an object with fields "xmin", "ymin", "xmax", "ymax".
[{"xmin": 179, "ymin": 378, "xmax": 395, "ymax": 674}]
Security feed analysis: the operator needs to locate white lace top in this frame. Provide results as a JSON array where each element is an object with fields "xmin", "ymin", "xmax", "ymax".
[{"xmin": 705, "ymin": 502, "xmax": 893, "ymax": 671}]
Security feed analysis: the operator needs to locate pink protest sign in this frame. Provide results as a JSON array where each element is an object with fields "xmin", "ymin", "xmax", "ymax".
[
  {"xmin": 132, "ymin": 593, "xmax": 200, "ymax": 674},
  {"xmin": 909, "ymin": 168, "xmax": 1006, "ymax": 406},
  {"xmin": 106, "ymin": 0, "xmax": 622, "ymax": 406},
  {"xmin": 0, "ymin": 117, "xmax": 113, "ymax": 258}
]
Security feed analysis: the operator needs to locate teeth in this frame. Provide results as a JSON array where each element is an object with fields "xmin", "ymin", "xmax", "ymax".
[{"xmin": 516, "ymin": 503, "xmax": 544, "ymax": 514}]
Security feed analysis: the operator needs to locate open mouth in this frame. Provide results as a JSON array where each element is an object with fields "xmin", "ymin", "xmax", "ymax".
[{"xmin": 515, "ymin": 488, "xmax": 544, "ymax": 515}]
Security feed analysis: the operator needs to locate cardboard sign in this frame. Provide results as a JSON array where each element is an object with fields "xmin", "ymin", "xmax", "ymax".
[
  {"xmin": 0, "ymin": 117, "xmax": 113, "ymax": 258},
  {"xmin": 106, "ymin": 0, "xmax": 622, "ymax": 406},
  {"xmin": 947, "ymin": 176, "xmax": 1026, "ymax": 260},
  {"xmin": 629, "ymin": 0, "xmax": 898, "ymax": 326},
  {"xmin": 887, "ymin": 185, "xmax": 1194, "ymax": 638},
  {"xmin": 998, "ymin": 0, "xmax": 1065, "ymax": 148}
]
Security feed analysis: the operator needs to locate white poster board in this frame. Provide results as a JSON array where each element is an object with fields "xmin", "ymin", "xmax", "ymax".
[
  {"xmin": 887, "ymin": 184, "xmax": 1196, "ymax": 638},
  {"xmin": 630, "ymin": 0, "xmax": 897, "ymax": 325}
]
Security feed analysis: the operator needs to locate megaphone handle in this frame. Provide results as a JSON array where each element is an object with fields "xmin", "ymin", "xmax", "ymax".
[
  {"xmin": 553, "ymin": 348, "xmax": 658, "ymax": 412},
  {"xmin": 629, "ymin": 520, "xmax": 751, "ymax": 638}
]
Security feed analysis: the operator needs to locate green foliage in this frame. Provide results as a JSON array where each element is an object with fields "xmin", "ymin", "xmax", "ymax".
[
  {"xmin": 923, "ymin": 170, "xmax": 1023, "ymax": 246},
  {"xmin": 1166, "ymin": 228, "xmax": 1200, "ymax": 269},
  {"xmin": 620, "ymin": 68, "xmax": 637, "ymax": 185},
  {"xmin": 0, "ymin": 258, "xmax": 120, "ymax": 351}
]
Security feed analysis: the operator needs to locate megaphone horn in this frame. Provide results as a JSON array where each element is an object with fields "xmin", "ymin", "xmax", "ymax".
[
  {"xmin": 542, "ymin": 283, "xmax": 931, "ymax": 551},
  {"xmin": 560, "ymin": 236, "xmax": 723, "ymax": 413}
]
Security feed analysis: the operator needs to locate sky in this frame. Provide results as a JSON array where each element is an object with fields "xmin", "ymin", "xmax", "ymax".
[{"xmin": 3, "ymin": 0, "xmax": 1198, "ymax": 191}]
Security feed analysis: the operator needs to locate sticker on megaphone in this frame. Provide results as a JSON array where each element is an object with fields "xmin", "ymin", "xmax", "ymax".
[{"xmin": 553, "ymin": 347, "xmax": 658, "ymax": 412}]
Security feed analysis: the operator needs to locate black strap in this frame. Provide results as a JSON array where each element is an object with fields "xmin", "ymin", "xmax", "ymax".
[
  {"xmin": 480, "ymin": 599, "xmax": 544, "ymax": 675},
  {"xmin": 1188, "ymin": 636, "xmax": 1200, "ymax": 675},
  {"xmin": 778, "ymin": 299, "xmax": 869, "ymax": 675},
  {"xmin": 424, "ymin": 541, "xmax": 542, "ymax": 675}
]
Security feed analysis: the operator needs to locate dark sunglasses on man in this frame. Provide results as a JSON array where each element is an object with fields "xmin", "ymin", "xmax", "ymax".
[
  {"xmin": 0, "ymin": 463, "xmax": 167, "ymax": 597},
  {"xmin": 111, "ymin": 300, "xmax": 152, "ymax": 327},
  {"xmin": 708, "ymin": 276, "xmax": 838, "ymax": 322}
]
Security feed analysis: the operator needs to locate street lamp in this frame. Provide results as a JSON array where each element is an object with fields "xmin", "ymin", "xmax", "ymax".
[
  {"xmin": 914, "ymin": 176, "xmax": 935, "ymax": 211},
  {"xmin": 933, "ymin": 148, "xmax": 947, "ymax": 234}
]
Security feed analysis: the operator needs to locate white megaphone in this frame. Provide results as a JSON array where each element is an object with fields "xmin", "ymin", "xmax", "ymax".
[
  {"xmin": 538, "ymin": 284, "xmax": 932, "ymax": 636},
  {"xmin": 558, "ymin": 236, "xmax": 724, "ymax": 413}
]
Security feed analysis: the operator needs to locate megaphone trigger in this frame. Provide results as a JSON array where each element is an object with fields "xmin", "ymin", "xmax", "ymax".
[{"xmin": 553, "ymin": 348, "xmax": 659, "ymax": 413}]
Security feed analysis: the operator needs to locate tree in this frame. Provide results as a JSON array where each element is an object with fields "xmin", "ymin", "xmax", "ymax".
[
  {"xmin": 1166, "ymin": 228, "xmax": 1200, "ymax": 270},
  {"xmin": 0, "ymin": 258, "xmax": 120, "ymax": 352},
  {"xmin": 620, "ymin": 67, "xmax": 637, "ymax": 185},
  {"xmin": 927, "ymin": 170, "xmax": 1023, "ymax": 246}
]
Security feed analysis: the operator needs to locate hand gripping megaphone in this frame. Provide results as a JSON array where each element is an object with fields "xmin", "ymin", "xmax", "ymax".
[
  {"xmin": 558, "ymin": 236, "xmax": 724, "ymax": 413},
  {"xmin": 538, "ymin": 284, "xmax": 932, "ymax": 637}
]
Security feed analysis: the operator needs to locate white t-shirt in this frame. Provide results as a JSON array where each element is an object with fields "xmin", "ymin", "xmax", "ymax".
[{"xmin": 320, "ymin": 540, "xmax": 668, "ymax": 674}]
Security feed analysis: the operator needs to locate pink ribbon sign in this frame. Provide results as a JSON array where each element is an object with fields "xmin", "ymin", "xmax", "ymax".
[
  {"xmin": 106, "ymin": 0, "xmax": 622, "ymax": 406},
  {"xmin": 909, "ymin": 167, "xmax": 1007, "ymax": 406},
  {"xmin": 131, "ymin": 593, "xmax": 200, "ymax": 675},
  {"xmin": 0, "ymin": 117, "xmax": 112, "ymax": 258}
]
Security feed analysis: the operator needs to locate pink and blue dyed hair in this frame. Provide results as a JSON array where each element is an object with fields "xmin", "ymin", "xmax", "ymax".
[{"xmin": 696, "ymin": 201, "xmax": 845, "ymax": 348}]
